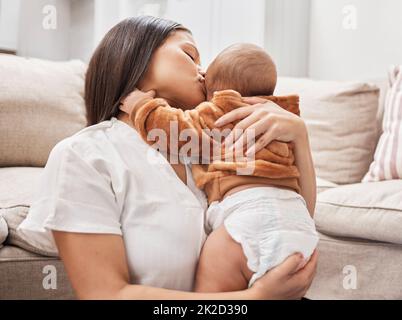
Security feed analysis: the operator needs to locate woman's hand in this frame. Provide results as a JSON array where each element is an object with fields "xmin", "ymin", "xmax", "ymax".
[
  {"xmin": 250, "ymin": 250, "xmax": 318, "ymax": 300},
  {"xmin": 214, "ymin": 97, "xmax": 307, "ymax": 157},
  {"xmin": 214, "ymin": 97, "xmax": 318, "ymax": 216},
  {"xmin": 119, "ymin": 88, "xmax": 156, "ymax": 115}
]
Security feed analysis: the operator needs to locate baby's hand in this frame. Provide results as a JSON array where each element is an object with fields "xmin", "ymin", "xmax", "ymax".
[{"xmin": 120, "ymin": 89, "xmax": 156, "ymax": 115}]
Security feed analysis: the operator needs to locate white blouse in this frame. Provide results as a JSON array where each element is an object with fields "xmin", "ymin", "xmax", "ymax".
[{"xmin": 18, "ymin": 117, "xmax": 208, "ymax": 291}]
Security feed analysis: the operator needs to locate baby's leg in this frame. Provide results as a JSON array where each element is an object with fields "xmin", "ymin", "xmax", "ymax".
[{"xmin": 194, "ymin": 224, "xmax": 254, "ymax": 292}]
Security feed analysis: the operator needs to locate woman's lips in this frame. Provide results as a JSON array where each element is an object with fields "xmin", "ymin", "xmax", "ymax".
[{"xmin": 197, "ymin": 74, "xmax": 207, "ymax": 98}]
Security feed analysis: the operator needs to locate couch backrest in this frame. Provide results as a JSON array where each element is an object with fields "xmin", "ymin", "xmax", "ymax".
[
  {"xmin": 0, "ymin": 54, "xmax": 388, "ymax": 185},
  {"xmin": 276, "ymin": 77, "xmax": 382, "ymax": 185},
  {"xmin": 0, "ymin": 54, "xmax": 87, "ymax": 167}
]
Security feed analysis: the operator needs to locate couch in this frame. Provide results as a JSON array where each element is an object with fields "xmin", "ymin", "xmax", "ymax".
[{"xmin": 1, "ymin": 53, "xmax": 401, "ymax": 299}]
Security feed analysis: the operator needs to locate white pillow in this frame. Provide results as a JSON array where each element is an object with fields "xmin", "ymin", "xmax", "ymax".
[
  {"xmin": 363, "ymin": 65, "xmax": 402, "ymax": 182},
  {"xmin": 0, "ymin": 215, "xmax": 8, "ymax": 248},
  {"xmin": 276, "ymin": 77, "xmax": 380, "ymax": 185},
  {"xmin": 315, "ymin": 180, "xmax": 402, "ymax": 244}
]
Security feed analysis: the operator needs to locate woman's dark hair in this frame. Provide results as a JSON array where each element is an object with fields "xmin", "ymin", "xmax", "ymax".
[{"xmin": 85, "ymin": 16, "xmax": 189, "ymax": 126}]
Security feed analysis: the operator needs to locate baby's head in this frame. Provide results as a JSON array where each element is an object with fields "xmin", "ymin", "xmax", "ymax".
[{"xmin": 205, "ymin": 43, "xmax": 277, "ymax": 100}]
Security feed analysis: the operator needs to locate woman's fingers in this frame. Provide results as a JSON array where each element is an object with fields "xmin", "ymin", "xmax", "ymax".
[
  {"xmin": 224, "ymin": 112, "xmax": 262, "ymax": 148},
  {"xmin": 275, "ymin": 253, "xmax": 305, "ymax": 277},
  {"xmin": 231, "ymin": 127, "xmax": 261, "ymax": 154},
  {"xmin": 293, "ymin": 250, "xmax": 319, "ymax": 295},
  {"xmin": 215, "ymin": 106, "xmax": 254, "ymax": 128},
  {"xmin": 279, "ymin": 251, "xmax": 318, "ymax": 298},
  {"xmin": 231, "ymin": 116, "xmax": 276, "ymax": 154},
  {"xmin": 217, "ymin": 100, "xmax": 303, "ymax": 159},
  {"xmin": 245, "ymin": 128, "xmax": 275, "ymax": 157},
  {"xmin": 301, "ymin": 250, "xmax": 318, "ymax": 281},
  {"xmin": 251, "ymin": 250, "xmax": 317, "ymax": 299}
]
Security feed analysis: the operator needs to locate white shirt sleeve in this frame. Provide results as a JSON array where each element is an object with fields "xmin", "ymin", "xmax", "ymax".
[{"xmin": 19, "ymin": 139, "xmax": 122, "ymax": 242}]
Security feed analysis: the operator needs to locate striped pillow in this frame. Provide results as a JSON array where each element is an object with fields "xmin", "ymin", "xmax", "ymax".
[{"xmin": 363, "ymin": 66, "xmax": 402, "ymax": 182}]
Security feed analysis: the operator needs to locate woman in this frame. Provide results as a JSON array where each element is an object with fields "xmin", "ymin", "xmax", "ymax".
[{"xmin": 19, "ymin": 16, "xmax": 317, "ymax": 299}]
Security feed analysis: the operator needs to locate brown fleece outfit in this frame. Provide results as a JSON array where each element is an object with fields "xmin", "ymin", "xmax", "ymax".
[{"xmin": 130, "ymin": 89, "xmax": 301, "ymax": 204}]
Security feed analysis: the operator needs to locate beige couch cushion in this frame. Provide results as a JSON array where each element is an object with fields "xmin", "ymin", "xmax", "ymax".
[
  {"xmin": 307, "ymin": 232, "xmax": 402, "ymax": 299},
  {"xmin": 314, "ymin": 180, "xmax": 402, "ymax": 244},
  {"xmin": 0, "ymin": 54, "xmax": 87, "ymax": 167},
  {"xmin": 276, "ymin": 77, "xmax": 380, "ymax": 185},
  {"xmin": 0, "ymin": 216, "xmax": 7, "ymax": 248},
  {"xmin": 0, "ymin": 245, "xmax": 74, "ymax": 299},
  {"xmin": 316, "ymin": 177, "xmax": 339, "ymax": 194}
]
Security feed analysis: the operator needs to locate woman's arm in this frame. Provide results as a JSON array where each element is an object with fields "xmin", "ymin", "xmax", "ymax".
[
  {"xmin": 292, "ymin": 123, "xmax": 316, "ymax": 216},
  {"xmin": 53, "ymin": 231, "xmax": 316, "ymax": 299}
]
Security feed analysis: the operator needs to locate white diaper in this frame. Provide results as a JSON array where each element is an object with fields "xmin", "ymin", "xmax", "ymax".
[{"xmin": 206, "ymin": 187, "xmax": 319, "ymax": 288}]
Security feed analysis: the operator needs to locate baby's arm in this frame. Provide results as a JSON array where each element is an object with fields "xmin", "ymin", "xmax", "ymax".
[
  {"xmin": 131, "ymin": 98, "xmax": 221, "ymax": 160},
  {"xmin": 128, "ymin": 90, "xmax": 298, "ymax": 170}
]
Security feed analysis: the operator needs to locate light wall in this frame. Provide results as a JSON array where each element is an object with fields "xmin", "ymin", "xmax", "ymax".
[
  {"xmin": 17, "ymin": 0, "xmax": 71, "ymax": 60},
  {"xmin": 3, "ymin": 0, "xmax": 402, "ymax": 80},
  {"xmin": 0, "ymin": 0, "xmax": 21, "ymax": 51},
  {"xmin": 3, "ymin": 0, "xmax": 266, "ymax": 66},
  {"xmin": 70, "ymin": 0, "xmax": 94, "ymax": 63},
  {"xmin": 309, "ymin": 0, "xmax": 402, "ymax": 80},
  {"xmin": 163, "ymin": 0, "xmax": 266, "ymax": 68},
  {"xmin": 265, "ymin": 0, "xmax": 311, "ymax": 77}
]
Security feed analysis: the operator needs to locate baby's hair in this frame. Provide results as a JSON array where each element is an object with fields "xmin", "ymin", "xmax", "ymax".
[{"xmin": 205, "ymin": 43, "xmax": 277, "ymax": 98}]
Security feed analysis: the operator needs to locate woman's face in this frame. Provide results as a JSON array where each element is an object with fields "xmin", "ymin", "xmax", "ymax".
[{"xmin": 137, "ymin": 30, "xmax": 206, "ymax": 110}]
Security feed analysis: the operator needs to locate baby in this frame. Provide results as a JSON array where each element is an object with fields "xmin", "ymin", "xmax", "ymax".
[{"xmin": 129, "ymin": 43, "xmax": 319, "ymax": 291}]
